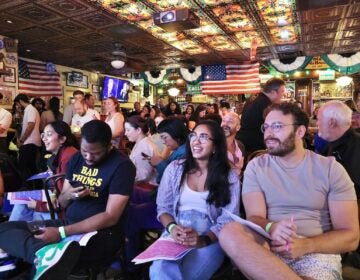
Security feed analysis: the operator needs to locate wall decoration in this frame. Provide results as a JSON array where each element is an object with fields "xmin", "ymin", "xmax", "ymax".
[
  {"xmin": 0, "ymin": 85, "xmax": 16, "ymax": 107},
  {"xmin": 4, "ymin": 38, "xmax": 17, "ymax": 52},
  {"xmin": 92, "ymin": 84, "xmax": 99, "ymax": 93},
  {"xmin": 4, "ymin": 67, "xmax": 15, "ymax": 83},
  {"xmin": 4, "ymin": 54, "xmax": 17, "ymax": 66},
  {"xmin": 66, "ymin": 72, "xmax": 88, "ymax": 88}
]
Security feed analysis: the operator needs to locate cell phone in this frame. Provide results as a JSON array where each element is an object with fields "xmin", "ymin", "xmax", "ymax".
[
  {"xmin": 70, "ymin": 181, "xmax": 82, "ymax": 188},
  {"xmin": 141, "ymin": 152, "xmax": 151, "ymax": 159}
]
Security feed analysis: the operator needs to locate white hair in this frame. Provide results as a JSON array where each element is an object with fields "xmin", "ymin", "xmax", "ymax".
[{"xmin": 321, "ymin": 100, "xmax": 352, "ymax": 127}]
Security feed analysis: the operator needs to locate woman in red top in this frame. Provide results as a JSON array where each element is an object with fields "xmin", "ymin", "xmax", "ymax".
[{"xmin": 9, "ymin": 121, "xmax": 78, "ymax": 221}]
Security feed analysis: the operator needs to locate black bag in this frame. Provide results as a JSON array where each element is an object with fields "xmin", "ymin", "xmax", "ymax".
[{"xmin": 0, "ymin": 153, "xmax": 23, "ymax": 192}]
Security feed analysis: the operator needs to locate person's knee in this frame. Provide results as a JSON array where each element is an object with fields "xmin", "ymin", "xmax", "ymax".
[{"xmin": 219, "ymin": 222, "xmax": 246, "ymax": 248}]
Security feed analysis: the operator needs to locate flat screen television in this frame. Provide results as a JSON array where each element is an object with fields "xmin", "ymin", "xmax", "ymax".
[{"xmin": 102, "ymin": 76, "xmax": 130, "ymax": 102}]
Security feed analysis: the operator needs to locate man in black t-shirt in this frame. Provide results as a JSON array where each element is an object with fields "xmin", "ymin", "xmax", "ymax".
[
  {"xmin": 0, "ymin": 120, "xmax": 135, "ymax": 280},
  {"xmin": 236, "ymin": 78, "xmax": 286, "ymax": 155}
]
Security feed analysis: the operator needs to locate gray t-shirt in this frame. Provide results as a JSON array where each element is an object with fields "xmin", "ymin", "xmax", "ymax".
[{"xmin": 243, "ymin": 150, "xmax": 356, "ymax": 237}]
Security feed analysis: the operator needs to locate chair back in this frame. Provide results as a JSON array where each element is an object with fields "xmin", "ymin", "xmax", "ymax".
[{"xmin": 44, "ymin": 174, "xmax": 65, "ymax": 220}]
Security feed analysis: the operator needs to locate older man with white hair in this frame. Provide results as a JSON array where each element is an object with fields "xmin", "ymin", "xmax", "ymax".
[{"xmin": 318, "ymin": 100, "xmax": 360, "ymax": 199}]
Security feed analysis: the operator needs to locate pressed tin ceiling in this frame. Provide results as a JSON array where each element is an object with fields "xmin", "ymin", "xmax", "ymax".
[{"xmin": 0, "ymin": 0, "xmax": 360, "ymax": 75}]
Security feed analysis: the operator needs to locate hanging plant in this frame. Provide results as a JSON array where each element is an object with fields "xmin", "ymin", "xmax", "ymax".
[
  {"xmin": 321, "ymin": 53, "xmax": 360, "ymax": 74},
  {"xmin": 141, "ymin": 69, "xmax": 167, "ymax": 85},
  {"xmin": 179, "ymin": 66, "xmax": 202, "ymax": 83},
  {"xmin": 269, "ymin": 56, "xmax": 313, "ymax": 73}
]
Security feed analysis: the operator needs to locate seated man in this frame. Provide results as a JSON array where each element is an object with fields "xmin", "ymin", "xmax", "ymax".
[
  {"xmin": 219, "ymin": 102, "xmax": 359, "ymax": 280},
  {"xmin": 0, "ymin": 120, "xmax": 135, "ymax": 279},
  {"xmin": 221, "ymin": 112, "xmax": 245, "ymax": 176}
]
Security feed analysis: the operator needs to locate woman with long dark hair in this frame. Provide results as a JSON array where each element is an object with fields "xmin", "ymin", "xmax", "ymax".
[
  {"xmin": 40, "ymin": 97, "xmax": 63, "ymax": 131},
  {"xmin": 9, "ymin": 121, "xmax": 78, "ymax": 221},
  {"xmin": 150, "ymin": 120, "xmax": 240, "ymax": 279},
  {"xmin": 164, "ymin": 101, "xmax": 182, "ymax": 117}
]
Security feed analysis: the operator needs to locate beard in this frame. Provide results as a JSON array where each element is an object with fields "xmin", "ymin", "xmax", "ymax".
[
  {"xmin": 265, "ymin": 131, "xmax": 296, "ymax": 157},
  {"xmin": 222, "ymin": 126, "xmax": 235, "ymax": 137}
]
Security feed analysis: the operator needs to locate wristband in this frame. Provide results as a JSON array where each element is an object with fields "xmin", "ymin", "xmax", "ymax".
[
  {"xmin": 265, "ymin": 222, "xmax": 273, "ymax": 233},
  {"xmin": 166, "ymin": 222, "xmax": 177, "ymax": 234},
  {"xmin": 58, "ymin": 226, "xmax": 66, "ymax": 239}
]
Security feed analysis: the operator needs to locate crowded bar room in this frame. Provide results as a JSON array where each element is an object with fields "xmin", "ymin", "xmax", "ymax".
[{"xmin": 0, "ymin": 0, "xmax": 359, "ymax": 279}]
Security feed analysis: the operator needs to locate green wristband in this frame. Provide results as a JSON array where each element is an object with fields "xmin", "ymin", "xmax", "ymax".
[
  {"xmin": 58, "ymin": 226, "xmax": 66, "ymax": 239},
  {"xmin": 166, "ymin": 222, "xmax": 177, "ymax": 234},
  {"xmin": 265, "ymin": 222, "xmax": 273, "ymax": 233}
]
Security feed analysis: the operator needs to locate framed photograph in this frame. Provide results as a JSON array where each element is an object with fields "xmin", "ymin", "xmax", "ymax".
[
  {"xmin": 0, "ymin": 85, "xmax": 16, "ymax": 108},
  {"xmin": 92, "ymin": 84, "xmax": 100, "ymax": 93},
  {"xmin": 66, "ymin": 72, "xmax": 88, "ymax": 88},
  {"xmin": 4, "ymin": 67, "xmax": 16, "ymax": 83}
]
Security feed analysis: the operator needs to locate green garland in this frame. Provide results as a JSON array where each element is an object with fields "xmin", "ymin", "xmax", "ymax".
[{"xmin": 321, "ymin": 53, "xmax": 360, "ymax": 74}]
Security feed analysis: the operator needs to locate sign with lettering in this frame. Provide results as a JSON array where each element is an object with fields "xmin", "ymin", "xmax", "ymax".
[
  {"xmin": 305, "ymin": 56, "xmax": 328, "ymax": 70},
  {"xmin": 186, "ymin": 82, "xmax": 202, "ymax": 95},
  {"xmin": 319, "ymin": 69, "xmax": 335, "ymax": 81}
]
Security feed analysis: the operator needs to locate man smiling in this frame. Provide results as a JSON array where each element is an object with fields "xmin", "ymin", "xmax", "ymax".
[{"xmin": 220, "ymin": 103, "xmax": 359, "ymax": 279}]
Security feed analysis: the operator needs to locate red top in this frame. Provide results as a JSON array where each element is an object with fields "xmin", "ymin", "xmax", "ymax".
[{"xmin": 35, "ymin": 146, "xmax": 78, "ymax": 212}]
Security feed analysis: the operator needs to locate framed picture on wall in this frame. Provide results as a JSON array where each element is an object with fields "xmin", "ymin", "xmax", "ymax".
[
  {"xmin": 92, "ymin": 84, "xmax": 99, "ymax": 93},
  {"xmin": 0, "ymin": 85, "xmax": 16, "ymax": 108},
  {"xmin": 66, "ymin": 72, "xmax": 88, "ymax": 88},
  {"xmin": 4, "ymin": 67, "xmax": 16, "ymax": 83}
]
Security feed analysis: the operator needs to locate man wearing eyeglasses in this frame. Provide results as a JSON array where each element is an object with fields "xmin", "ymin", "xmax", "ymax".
[
  {"xmin": 220, "ymin": 102, "xmax": 359, "ymax": 279},
  {"xmin": 236, "ymin": 78, "xmax": 286, "ymax": 155}
]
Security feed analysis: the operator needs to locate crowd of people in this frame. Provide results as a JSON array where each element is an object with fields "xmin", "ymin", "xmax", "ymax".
[{"xmin": 0, "ymin": 78, "xmax": 359, "ymax": 279}]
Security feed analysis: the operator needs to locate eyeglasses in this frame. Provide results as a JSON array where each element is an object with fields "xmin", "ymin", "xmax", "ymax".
[
  {"xmin": 41, "ymin": 131, "xmax": 53, "ymax": 139},
  {"xmin": 260, "ymin": 122, "xmax": 298, "ymax": 133},
  {"xmin": 188, "ymin": 132, "xmax": 213, "ymax": 144}
]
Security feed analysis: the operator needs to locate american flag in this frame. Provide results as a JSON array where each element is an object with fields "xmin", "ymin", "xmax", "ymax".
[
  {"xmin": 201, "ymin": 62, "xmax": 261, "ymax": 95},
  {"xmin": 18, "ymin": 58, "xmax": 62, "ymax": 97}
]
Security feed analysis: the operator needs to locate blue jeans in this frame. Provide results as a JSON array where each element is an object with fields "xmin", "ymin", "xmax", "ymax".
[
  {"xmin": 9, "ymin": 204, "xmax": 55, "ymax": 222},
  {"xmin": 149, "ymin": 209, "xmax": 225, "ymax": 280}
]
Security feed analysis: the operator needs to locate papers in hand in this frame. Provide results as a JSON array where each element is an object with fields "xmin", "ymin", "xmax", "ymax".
[
  {"xmin": 27, "ymin": 170, "xmax": 53, "ymax": 181},
  {"xmin": 7, "ymin": 190, "xmax": 47, "ymax": 204},
  {"xmin": 223, "ymin": 209, "xmax": 271, "ymax": 240},
  {"xmin": 132, "ymin": 235, "xmax": 194, "ymax": 265},
  {"xmin": 61, "ymin": 231, "xmax": 97, "ymax": 246}
]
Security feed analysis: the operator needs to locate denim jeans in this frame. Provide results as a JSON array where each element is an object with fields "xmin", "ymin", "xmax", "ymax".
[
  {"xmin": 9, "ymin": 204, "xmax": 56, "ymax": 222},
  {"xmin": 149, "ymin": 209, "xmax": 225, "ymax": 280}
]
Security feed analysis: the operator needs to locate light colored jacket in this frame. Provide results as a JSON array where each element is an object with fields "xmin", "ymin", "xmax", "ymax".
[{"xmin": 156, "ymin": 160, "xmax": 241, "ymax": 237}]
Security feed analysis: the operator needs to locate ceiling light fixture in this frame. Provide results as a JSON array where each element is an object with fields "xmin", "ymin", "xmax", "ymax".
[
  {"xmin": 336, "ymin": 76, "xmax": 353, "ymax": 87},
  {"xmin": 280, "ymin": 30, "xmax": 289, "ymax": 39},
  {"xmin": 168, "ymin": 87, "xmax": 180, "ymax": 97},
  {"xmin": 6, "ymin": 20, "xmax": 13, "ymax": 24},
  {"xmin": 110, "ymin": 59, "xmax": 125, "ymax": 69}
]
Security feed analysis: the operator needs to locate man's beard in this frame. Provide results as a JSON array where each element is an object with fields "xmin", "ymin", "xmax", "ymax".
[
  {"xmin": 265, "ymin": 132, "xmax": 296, "ymax": 157},
  {"xmin": 222, "ymin": 126, "xmax": 234, "ymax": 137}
]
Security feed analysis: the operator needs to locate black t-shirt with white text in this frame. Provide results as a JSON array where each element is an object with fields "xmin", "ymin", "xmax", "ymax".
[{"xmin": 65, "ymin": 148, "xmax": 135, "ymax": 226}]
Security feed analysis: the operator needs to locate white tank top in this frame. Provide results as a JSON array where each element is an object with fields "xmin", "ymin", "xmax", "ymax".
[{"xmin": 178, "ymin": 179, "xmax": 209, "ymax": 214}]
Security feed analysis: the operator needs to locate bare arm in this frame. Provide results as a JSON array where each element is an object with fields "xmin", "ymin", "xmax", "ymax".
[
  {"xmin": 19, "ymin": 122, "xmax": 35, "ymax": 143},
  {"xmin": 0, "ymin": 170, "xmax": 4, "ymax": 207},
  {"xmin": 112, "ymin": 113, "xmax": 124, "ymax": 138},
  {"xmin": 244, "ymin": 192, "xmax": 296, "ymax": 243},
  {"xmin": 64, "ymin": 194, "xmax": 129, "ymax": 235}
]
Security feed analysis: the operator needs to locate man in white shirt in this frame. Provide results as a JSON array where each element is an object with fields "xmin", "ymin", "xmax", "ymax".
[
  {"xmin": 63, "ymin": 90, "xmax": 85, "ymax": 125},
  {"xmin": 14, "ymin": 94, "xmax": 41, "ymax": 181},
  {"xmin": 0, "ymin": 93, "xmax": 12, "ymax": 153},
  {"xmin": 71, "ymin": 100, "xmax": 100, "ymax": 136}
]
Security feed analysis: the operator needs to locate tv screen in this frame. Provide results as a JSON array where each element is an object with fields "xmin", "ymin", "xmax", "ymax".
[{"xmin": 102, "ymin": 76, "xmax": 130, "ymax": 102}]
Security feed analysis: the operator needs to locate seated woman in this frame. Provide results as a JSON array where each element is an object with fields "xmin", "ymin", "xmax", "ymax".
[
  {"xmin": 149, "ymin": 120, "xmax": 240, "ymax": 280},
  {"xmin": 149, "ymin": 117, "xmax": 189, "ymax": 183},
  {"xmin": 124, "ymin": 116, "xmax": 158, "ymax": 186},
  {"xmin": 9, "ymin": 121, "xmax": 78, "ymax": 221}
]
